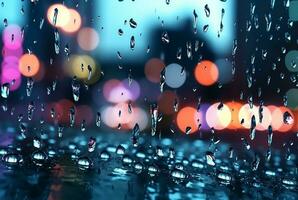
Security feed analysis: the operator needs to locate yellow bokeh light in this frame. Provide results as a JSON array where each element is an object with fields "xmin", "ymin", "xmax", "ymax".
[
  {"xmin": 47, "ymin": 4, "xmax": 70, "ymax": 28},
  {"xmin": 238, "ymin": 104, "xmax": 259, "ymax": 129},
  {"xmin": 61, "ymin": 9, "xmax": 81, "ymax": 33},
  {"xmin": 66, "ymin": 55, "xmax": 101, "ymax": 84}
]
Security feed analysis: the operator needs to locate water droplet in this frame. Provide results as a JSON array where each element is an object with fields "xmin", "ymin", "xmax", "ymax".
[
  {"xmin": 134, "ymin": 162, "xmax": 143, "ymax": 173},
  {"xmin": 171, "ymin": 169, "xmax": 187, "ymax": 183},
  {"xmin": 31, "ymin": 150, "xmax": 47, "ymax": 166},
  {"xmin": 129, "ymin": 18, "xmax": 137, "ymax": 28},
  {"xmin": 71, "ymin": 77, "xmax": 80, "ymax": 102},
  {"xmin": 283, "ymin": 111, "xmax": 293, "ymax": 124},
  {"xmin": 251, "ymin": 153, "xmax": 260, "ymax": 171},
  {"xmin": 116, "ymin": 145, "xmax": 125, "ymax": 155},
  {"xmin": 205, "ymin": 151, "xmax": 216, "ymax": 166},
  {"xmin": 122, "ymin": 155, "xmax": 133, "ymax": 165},
  {"xmin": 77, "ymin": 157, "xmax": 92, "ymax": 170},
  {"xmin": 204, "ymin": 4, "xmax": 210, "ymax": 17},
  {"xmin": 130, "ymin": 36, "xmax": 135, "ymax": 50},
  {"xmin": 100, "ymin": 150, "xmax": 110, "ymax": 161},
  {"xmin": 268, "ymin": 125, "xmax": 273, "ymax": 146},
  {"xmin": 33, "ymin": 137, "xmax": 42, "ymax": 149},
  {"xmin": 88, "ymin": 137, "xmax": 96, "ymax": 152},
  {"xmin": 118, "ymin": 28, "xmax": 123, "ymax": 36},
  {"xmin": 161, "ymin": 31, "xmax": 170, "ymax": 43},
  {"xmin": 96, "ymin": 112, "xmax": 101, "ymax": 127},
  {"xmin": 148, "ymin": 164, "xmax": 158, "ymax": 176},
  {"xmin": 69, "ymin": 106, "xmax": 76, "ymax": 127},
  {"xmin": 26, "ymin": 78, "xmax": 34, "ymax": 97},
  {"xmin": 3, "ymin": 153, "xmax": 23, "ymax": 165},
  {"xmin": 217, "ymin": 172, "xmax": 232, "ymax": 185},
  {"xmin": 1, "ymin": 83, "xmax": 10, "ymax": 98},
  {"xmin": 249, "ymin": 115, "xmax": 256, "ymax": 140}
]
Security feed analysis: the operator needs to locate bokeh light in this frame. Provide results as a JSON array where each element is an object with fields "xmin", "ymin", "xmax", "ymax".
[
  {"xmin": 194, "ymin": 60, "xmax": 219, "ymax": 86},
  {"xmin": 144, "ymin": 58, "xmax": 165, "ymax": 83},
  {"xmin": 67, "ymin": 55, "xmax": 101, "ymax": 84},
  {"xmin": 77, "ymin": 27, "xmax": 100, "ymax": 51},
  {"xmin": 56, "ymin": 99, "xmax": 75, "ymax": 125},
  {"xmin": 61, "ymin": 9, "xmax": 82, "ymax": 33},
  {"xmin": 268, "ymin": 105, "xmax": 283, "ymax": 131},
  {"xmin": 206, "ymin": 102, "xmax": 231, "ymax": 130},
  {"xmin": 165, "ymin": 63, "xmax": 186, "ymax": 88},
  {"xmin": 215, "ymin": 58, "xmax": 233, "ymax": 84},
  {"xmin": 158, "ymin": 90, "xmax": 178, "ymax": 115},
  {"xmin": 1, "ymin": 66, "xmax": 21, "ymax": 91},
  {"xmin": 285, "ymin": 50, "xmax": 298, "ymax": 72},
  {"xmin": 291, "ymin": 110, "xmax": 298, "ymax": 132},
  {"xmin": 102, "ymin": 103, "xmax": 134, "ymax": 128},
  {"xmin": 76, "ymin": 105, "xmax": 94, "ymax": 126},
  {"xmin": 103, "ymin": 79, "xmax": 132, "ymax": 103},
  {"xmin": 226, "ymin": 101, "xmax": 242, "ymax": 129},
  {"xmin": 2, "ymin": 25, "xmax": 23, "ymax": 50},
  {"xmin": 47, "ymin": 4, "xmax": 70, "ymax": 28},
  {"xmin": 44, "ymin": 102, "xmax": 63, "ymax": 122},
  {"xmin": 256, "ymin": 106, "xmax": 272, "ymax": 131},
  {"xmin": 286, "ymin": 88, "xmax": 298, "ymax": 109},
  {"xmin": 127, "ymin": 107, "xmax": 149, "ymax": 131},
  {"xmin": 197, "ymin": 104, "xmax": 210, "ymax": 130},
  {"xmin": 19, "ymin": 53, "xmax": 40, "ymax": 77},
  {"xmin": 2, "ymin": 46, "xmax": 23, "ymax": 58},
  {"xmin": 122, "ymin": 79, "xmax": 141, "ymax": 101},
  {"xmin": 176, "ymin": 107, "xmax": 201, "ymax": 134},
  {"xmin": 268, "ymin": 106, "xmax": 294, "ymax": 132},
  {"xmin": 238, "ymin": 104, "xmax": 259, "ymax": 129},
  {"xmin": 3, "ymin": 56, "xmax": 19, "ymax": 66}
]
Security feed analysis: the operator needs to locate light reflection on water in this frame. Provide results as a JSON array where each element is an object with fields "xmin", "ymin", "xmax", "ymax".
[{"xmin": 0, "ymin": 127, "xmax": 296, "ymax": 200}]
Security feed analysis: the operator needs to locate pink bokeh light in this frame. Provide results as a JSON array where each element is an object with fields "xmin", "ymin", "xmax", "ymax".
[
  {"xmin": 1, "ymin": 66, "xmax": 22, "ymax": 91},
  {"xmin": 121, "ymin": 79, "xmax": 140, "ymax": 101},
  {"xmin": 3, "ymin": 25, "xmax": 23, "ymax": 50},
  {"xmin": 103, "ymin": 79, "xmax": 133, "ymax": 103},
  {"xmin": 2, "ymin": 56, "xmax": 19, "ymax": 66},
  {"xmin": 2, "ymin": 46, "xmax": 23, "ymax": 58}
]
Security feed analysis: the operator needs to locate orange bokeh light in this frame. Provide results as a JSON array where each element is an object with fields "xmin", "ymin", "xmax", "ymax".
[
  {"xmin": 19, "ymin": 53, "xmax": 40, "ymax": 77},
  {"xmin": 61, "ymin": 9, "xmax": 81, "ymax": 33},
  {"xmin": 268, "ymin": 105, "xmax": 283, "ymax": 131},
  {"xmin": 268, "ymin": 106, "xmax": 294, "ymax": 132},
  {"xmin": 226, "ymin": 101, "xmax": 242, "ymax": 129},
  {"xmin": 194, "ymin": 60, "xmax": 219, "ymax": 86},
  {"xmin": 176, "ymin": 107, "xmax": 200, "ymax": 134},
  {"xmin": 256, "ymin": 106, "xmax": 272, "ymax": 131},
  {"xmin": 291, "ymin": 110, "xmax": 298, "ymax": 132},
  {"xmin": 144, "ymin": 58, "xmax": 165, "ymax": 83}
]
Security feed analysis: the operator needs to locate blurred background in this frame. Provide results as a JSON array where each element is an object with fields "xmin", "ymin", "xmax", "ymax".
[
  {"xmin": 0, "ymin": 1, "xmax": 298, "ymax": 199},
  {"xmin": 0, "ymin": 0, "xmax": 298, "ymax": 145}
]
